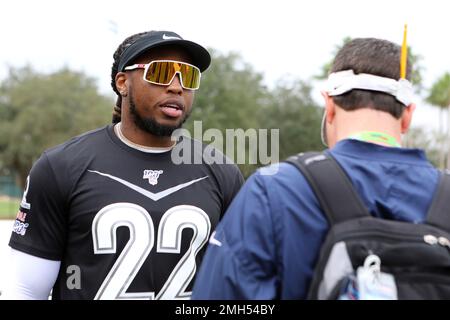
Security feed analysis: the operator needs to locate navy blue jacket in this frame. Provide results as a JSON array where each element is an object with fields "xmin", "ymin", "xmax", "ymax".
[{"xmin": 192, "ymin": 139, "xmax": 439, "ymax": 299}]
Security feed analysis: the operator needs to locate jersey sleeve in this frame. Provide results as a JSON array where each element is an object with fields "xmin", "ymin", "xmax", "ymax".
[
  {"xmin": 9, "ymin": 152, "xmax": 67, "ymax": 260},
  {"xmin": 192, "ymin": 169, "xmax": 278, "ymax": 299}
]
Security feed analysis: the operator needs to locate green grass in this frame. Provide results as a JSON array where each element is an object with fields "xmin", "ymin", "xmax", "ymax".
[{"xmin": 0, "ymin": 198, "xmax": 20, "ymax": 219}]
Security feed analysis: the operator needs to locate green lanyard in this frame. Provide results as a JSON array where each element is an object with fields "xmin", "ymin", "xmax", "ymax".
[{"xmin": 348, "ymin": 131, "xmax": 401, "ymax": 147}]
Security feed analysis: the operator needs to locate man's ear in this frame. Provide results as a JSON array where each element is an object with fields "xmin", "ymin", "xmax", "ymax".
[
  {"xmin": 321, "ymin": 91, "xmax": 336, "ymax": 124},
  {"xmin": 401, "ymin": 103, "xmax": 416, "ymax": 134},
  {"xmin": 115, "ymin": 72, "xmax": 128, "ymax": 97}
]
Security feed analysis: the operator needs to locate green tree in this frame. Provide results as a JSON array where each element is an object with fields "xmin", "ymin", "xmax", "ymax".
[
  {"xmin": 189, "ymin": 49, "xmax": 269, "ymax": 130},
  {"xmin": 187, "ymin": 50, "xmax": 324, "ymax": 178},
  {"xmin": 426, "ymin": 72, "xmax": 450, "ymax": 168},
  {"xmin": 260, "ymin": 79, "xmax": 324, "ymax": 160},
  {"xmin": 186, "ymin": 49, "xmax": 271, "ymax": 177},
  {"xmin": 0, "ymin": 66, "xmax": 113, "ymax": 187}
]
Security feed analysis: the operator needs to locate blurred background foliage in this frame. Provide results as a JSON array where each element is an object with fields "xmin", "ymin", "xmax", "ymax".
[{"xmin": 0, "ymin": 43, "xmax": 449, "ymax": 200}]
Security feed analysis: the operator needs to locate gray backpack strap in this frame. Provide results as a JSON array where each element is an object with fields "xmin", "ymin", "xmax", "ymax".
[
  {"xmin": 285, "ymin": 152, "xmax": 370, "ymax": 226},
  {"xmin": 426, "ymin": 170, "xmax": 450, "ymax": 232}
]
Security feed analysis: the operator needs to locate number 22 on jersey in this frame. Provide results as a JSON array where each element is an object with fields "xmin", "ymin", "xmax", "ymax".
[{"xmin": 92, "ymin": 203, "xmax": 211, "ymax": 300}]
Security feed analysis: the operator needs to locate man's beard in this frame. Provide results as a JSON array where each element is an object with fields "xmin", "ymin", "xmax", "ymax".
[{"xmin": 129, "ymin": 91, "xmax": 190, "ymax": 137}]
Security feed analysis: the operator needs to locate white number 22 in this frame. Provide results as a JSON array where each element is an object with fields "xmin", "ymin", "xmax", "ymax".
[{"xmin": 92, "ymin": 203, "xmax": 211, "ymax": 300}]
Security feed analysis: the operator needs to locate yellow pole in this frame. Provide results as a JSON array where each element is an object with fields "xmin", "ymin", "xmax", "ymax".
[{"xmin": 400, "ymin": 24, "xmax": 408, "ymax": 79}]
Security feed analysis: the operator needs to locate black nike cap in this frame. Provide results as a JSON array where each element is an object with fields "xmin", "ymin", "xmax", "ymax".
[{"xmin": 118, "ymin": 31, "xmax": 211, "ymax": 72}]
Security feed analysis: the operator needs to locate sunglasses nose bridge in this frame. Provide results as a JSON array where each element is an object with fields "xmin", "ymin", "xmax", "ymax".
[
  {"xmin": 145, "ymin": 61, "xmax": 199, "ymax": 90},
  {"xmin": 166, "ymin": 71, "xmax": 184, "ymax": 90}
]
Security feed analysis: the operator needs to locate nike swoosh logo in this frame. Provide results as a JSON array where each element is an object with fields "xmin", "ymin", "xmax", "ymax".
[
  {"xmin": 88, "ymin": 170, "xmax": 208, "ymax": 201},
  {"xmin": 162, "ymin": 34, "xmax": 181, "ymax": 40},
  {"xmin": 209, "ymin": 231, "xmax": 222, "ymax": 247}
]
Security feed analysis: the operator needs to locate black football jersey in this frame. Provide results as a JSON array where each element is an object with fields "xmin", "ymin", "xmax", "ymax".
[{"xmin": 9, "ymin": 125, "xmax": 244, "ymax": 300}]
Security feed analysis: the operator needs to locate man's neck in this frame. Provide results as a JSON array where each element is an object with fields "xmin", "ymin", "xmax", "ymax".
[
  {"xmin": 118, "ymin": 122, "xmax": 176, "ymax": 148},
  {"xmin": 334, "ymin": 109, "xmax": 402, "ymax": 147}
]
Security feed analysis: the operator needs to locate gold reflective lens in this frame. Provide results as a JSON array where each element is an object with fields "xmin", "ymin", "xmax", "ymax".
[{"xmin": 145, "ymin": 61, "xmax": 201, "ymax": 90}]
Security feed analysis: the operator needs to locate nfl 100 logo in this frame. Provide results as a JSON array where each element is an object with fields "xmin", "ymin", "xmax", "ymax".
[{"xmin": 143, "ymin": 170, "xmax": 163, "ymax": 186}]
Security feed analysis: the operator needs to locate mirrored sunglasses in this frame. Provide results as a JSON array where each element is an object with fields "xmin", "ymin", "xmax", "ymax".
[{"xmin": 124, "ymin": 60, "xmax": 201, "ymax": 90}]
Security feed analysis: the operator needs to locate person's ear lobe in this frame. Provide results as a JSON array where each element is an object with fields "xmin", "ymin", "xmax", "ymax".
[
  {"xmin": 322, "ymin": 92, "xmax": 336, "ymax": 124},
  {"xmin": 115, "ymin": 72, "xmax": 128, "ymax": 97},
  {"xmin": 401, "ymin": 103, "xmax": 416, "ymax": 134}
]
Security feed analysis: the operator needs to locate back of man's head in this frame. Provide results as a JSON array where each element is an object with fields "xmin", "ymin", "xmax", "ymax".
[{"xmin": 330, "ymin": 38, "xmax": 412, "ymax": 119}]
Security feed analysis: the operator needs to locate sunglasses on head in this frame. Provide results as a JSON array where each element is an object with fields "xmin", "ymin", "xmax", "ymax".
[{"xmin": 124, "ymin": 60, "xmax": 202, "ymax": 90}]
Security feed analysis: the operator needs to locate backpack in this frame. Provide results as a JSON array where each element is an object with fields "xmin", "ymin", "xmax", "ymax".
[{"xmin": 286, "ymin": 151, "xmax": 450, "ymax": 300}]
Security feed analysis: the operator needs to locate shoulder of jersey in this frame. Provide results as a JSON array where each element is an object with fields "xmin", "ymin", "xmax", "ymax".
[{"xmin": 45, "ymin": 126, "xmax": 108, "ymax": 154}]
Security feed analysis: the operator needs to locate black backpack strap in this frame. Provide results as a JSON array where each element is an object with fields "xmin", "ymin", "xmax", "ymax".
[
  {"xmin": 426, "ymin": 170, "xmax": 450, "ymax": 232},
  {"xmin": 285, "ymin": 151, "xmax": 370, "ymax": 226}
]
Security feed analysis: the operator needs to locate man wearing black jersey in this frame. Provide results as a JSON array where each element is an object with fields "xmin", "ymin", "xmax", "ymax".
[{"xmin": 3, "ymin": 30, "xmax": 244, "ymax": 300}]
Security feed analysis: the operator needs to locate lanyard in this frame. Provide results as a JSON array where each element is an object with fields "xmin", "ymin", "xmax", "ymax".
[{"xmin": 348, "ymin": 131, "xmax": 401, "ymax": 147}]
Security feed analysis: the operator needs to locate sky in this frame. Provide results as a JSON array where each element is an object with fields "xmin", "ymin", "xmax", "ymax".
[{"xmin": 1, "ymin": 0, "xmax": 449, "ymax": 131}]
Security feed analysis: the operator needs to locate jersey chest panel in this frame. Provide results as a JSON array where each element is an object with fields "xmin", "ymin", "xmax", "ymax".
[{"xmin": 56, "ymin": 157, "xmax": 222, "ymax": 299}]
